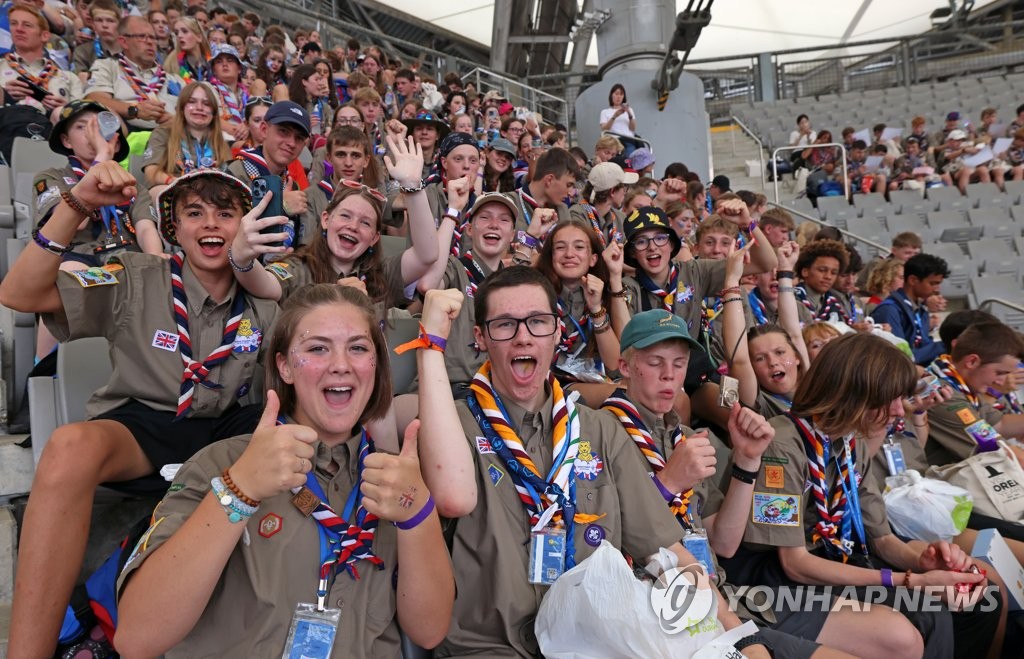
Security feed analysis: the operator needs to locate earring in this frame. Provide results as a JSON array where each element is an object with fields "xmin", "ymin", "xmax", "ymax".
[
  {"xmin": 321, "ymin": 229, "xmax": 327, "ymax": 238},
  {"xmin": 367, "ymin": 245, "xmax": 374, "ymax": 255}
]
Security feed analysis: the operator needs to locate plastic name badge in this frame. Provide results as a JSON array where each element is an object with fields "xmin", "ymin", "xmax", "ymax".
[
  {"xmin": 528, "ymin": 527, "xmax": 566, "ymax": 585},
  {"xmin": 282, "ymin": 603, "xmax": 341, "ymax": 659},
  {"xmin": 683, "ymin": 529, "xmax": 717, "ymax": 580}
]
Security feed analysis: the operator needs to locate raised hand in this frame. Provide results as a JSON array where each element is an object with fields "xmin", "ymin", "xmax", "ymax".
[
  {"xmin": 582, "ymin": 273, "xmax": 604, "ymax": 314},
  {"xmin": 70, "ymin": 160, "xmax": 136, "ymax": 210},
  {"xmin": 231, "ymin": 190, "xmax": 292, "ymax": 264},
  {"xmin": 602, "ymin": 239, "xmax": 624, "ymax": 278},
  {"xmin": 385, "ymin": 134, "xmax": 425, "ymax": 189},
  {"xmin": 446, "ymin": 176, "xmax": 471, "ymax": 213},
  {"xmin": 527, "ymin": 207, "xmax": 557, "ymax": 239},
  {"xmin": 725, "ymin": 239, "xmax": 753, "ymax": 286},
  {"xmin": 361, "ymin": 420, "xmax": 431, "ymax": 523},
  {"xmin": 422, "ymin": 288, "xmax": 464, "ymax": 339},
  {"xmin": 776, "ymin": 240, "xmax": 800, "ymax": 271},
  {"xmin": 727, "ymin": 403, "xmax": 774, "ymax": 471},
  {"xmin": 227, "ymin": 390, "xmax": 318, "ymax": 502},
  {"xmin": 717, "ymin": 198, "xmax": 751, "ymax": 228},
  {"xmin": 660, "ymin": 430, "xmax": 717, "ymax": 494}
]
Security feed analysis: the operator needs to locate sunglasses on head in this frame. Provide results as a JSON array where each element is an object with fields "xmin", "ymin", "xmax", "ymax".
[
  {"xmin": 245, "ymin": 95, "xmax": 273, "ymax": 108},
  {"xmin": 339, "ymin": 179, "xmax": 386, "ymax": 202}
]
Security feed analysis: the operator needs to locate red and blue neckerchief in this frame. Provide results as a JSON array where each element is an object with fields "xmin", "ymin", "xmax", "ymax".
[
  {"xmin": 236, "ymin": 147, "xmax": 272, "ymax": 180},
  {"xmin": 66, "ymin": 157, "xmax": 135, "ymax": 245},
  {"xmin": 789, "ymin": 414, "xmax": 867, "ymax": 562},
  {"xmin": 280, "ymin": 418, "xmax": 384, "ymax": 583},
  {"xmin": 928, "ymin": 355, "xmax": 979, "ymax": 408},
  {"xmin": 795, "ymin": 284, "xmax": 851, "ymax": 324},
  {"xmin": 210, "ymin": 76, "xmax": 247, "ymax": 124},
  {"xmin": 169, "ymin": 253, "xmax": 245, "ymax": 420},
  {"xmin": 636, "ymin": 263, "xmax": 679, "ymax": 313},
  {"xmin": 317, "ymin": 178, "xmax": 334, "ymax": 201},
  {"xmin": 116, "ymin": 53, "xmax": 167, "ymax": 100},
  {"xmin": 458, "ymin": 251, "xmax": 493, "ymax": 298}
]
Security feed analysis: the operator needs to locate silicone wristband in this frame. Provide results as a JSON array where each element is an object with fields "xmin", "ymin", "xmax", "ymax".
[
  {"xmin": 881, "ymin": 568, "xmax": 894, "ymax": 587},
  {"xmin": 651, "ymin": 473, "xmax": 676, "ymax": 503},
  {"xmin": 395, "ymin": 494, "xmax": 435, "ymax": 530},
  {"xmin": 31, "ymin": 227, "xmax": 71, "ymax": 255},
  {"xmin": 516, "ymin": 230, "xmax": 541, "ymax": 250}
]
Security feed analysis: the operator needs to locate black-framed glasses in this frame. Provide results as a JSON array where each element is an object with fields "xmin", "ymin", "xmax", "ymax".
[
  {"xmin": 632, "ymin": 232, "xmax": 671, "ymax": 250},
  {"xmin": 245, "ymin": 95, "xmax": 272, "ymax": 108},
  {"xmin": 484, "ymin": 314, "xmax": 559, "ymax": 341},
  {"xmin": 123, "ymin": 33, "xmax": 157, "ymax": 42}
]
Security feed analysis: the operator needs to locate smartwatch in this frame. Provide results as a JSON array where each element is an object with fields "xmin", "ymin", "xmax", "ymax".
[{"xmin": 126, "ymin": 104, "xmax": 139, "ymax": 120}]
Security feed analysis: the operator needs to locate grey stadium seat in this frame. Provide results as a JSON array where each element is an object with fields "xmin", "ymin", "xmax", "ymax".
[
  {"xmin": 967, "ymin": 207, "xmax": 1017, "ymax": 240},
  {"xmin": 890, "ymin": 190, "xmax": 934, "ymax": 218},
  {"xmin": 967, "ymin": 238, "xmax": 1020, "ymax": 278},
  {"xmin": 970, "ymin": 274, "xmax": 1024, "ymax": 331}
]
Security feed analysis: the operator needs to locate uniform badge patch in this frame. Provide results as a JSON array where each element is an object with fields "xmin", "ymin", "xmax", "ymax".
[
  {"xmin": 957, "ymin": 407, "xmax": 978, "ymax": 424},
  {"xmin": 63, "ymin": 176, "xmax": 77, "ymax": 185},
  {"xmin": 232, "ymin": 318, "xmax": 262, "ymax": 353},
  {"xmin": 475, "ymin": 436, "xmax": 494, "ymax": 454},
  {"xmin": 151, "ymin": 330, "xmax": 180, "ymax": 351},
  {"xmin": 573, "ymin": 441, "xmax": 604, "ymax": 480},
  {"xmin": 266, "ymin": 262, "xmax": 292, "ymax": 280},
  {"xmin": 36, "ymin": 186, "xmax": 59, "ymax": 211},
  {"xmin": 69, "ymin": 266, "xmax": 121, "ymax": 287},
  {"xmin": 258, "ymin": 513, "xmax": 282, "ymax": 538},
  {"xmin": 487, "ymin": 464, "xmax": 505, "ymax": 486},
  {"xmin": 752, "ymin": 492, "xmax": 800, "ymax": 526},
  {"xmin": 676, "ymin": 283, "xmax": 695, "ymax": 303},
  {"xmin": 583, "ymin": 523, "xmax": 606, "ymax": 547},
  {"xmin": 764, "ymin": 464, "xmax": 785, "ymax": 489}
]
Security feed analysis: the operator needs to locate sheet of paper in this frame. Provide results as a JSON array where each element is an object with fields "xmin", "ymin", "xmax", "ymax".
[
  {"xmin": 863, "ymin": 155, "xmax": 884, "ymax": 173},
  {"xmin": 853, "ymin": 128, "xmax": 871, "ymax": 144},
  {"xmin": 988, "ymin": 123, "xmax": 1007, "ymax": 139},
  {"xmin": 993, "ymin": 138, "xmax": 1013, "ymax": 155},
  {"xmin": 881, "ymin": 127, "xmax": 903, "ymax": 141},
  {"xmin": 962, "ymin": 146, "xmax": 994, "ymax": 168}
]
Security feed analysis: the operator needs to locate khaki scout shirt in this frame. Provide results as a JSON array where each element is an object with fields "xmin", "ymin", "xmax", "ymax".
[
  {"xmin": 741, "ymin": 415, "xmax": 889, "ymax": 554},
  {"xmin": 623, "ymin": 258, "xmax": 727, "ymax": 337},
  {"xmin": 926, "ymin": 389, "xmax": 1004, "ymax": 467},
  {"xmin": 0, "ymin": 53, "xmax": 82, "ymax": 109},
  {"xmin": 34, "ymin": 164, "xmax": 157, "ymax": 256},
  {"xmin": 42, "ymin": 252, "xmax": 277, "ymax": 418},
  {"xmin": 71, "ymin": 43, "xmax": 119, "ymax": 76},
  {"xmin": 86, "ymin": 56, "xmax": 181, "ymax": 130},
  {"xmin": 506, "ymin": 187, "xmax": 571, "ymax": 236},
  {"xmin": 264, "ymin": 253, "xmax": 406, "ymax": 319},
  {"xmin": 568, "ymin": 203, "xmax": 624, "ymax": 239},
  {"xmin": 225, "ymin": 158, "xmax": 319, "ymax": 246},
  {"xmin": 117, "ymin": 434, "xmax": 401, "ymax": 658},
  {"xmin": 755, "ymin": 390, "xmax": 793, "ymax": 421},
  {"xmin": 435, "ymin": 391, "xmax": 684, "ymax": 657}
]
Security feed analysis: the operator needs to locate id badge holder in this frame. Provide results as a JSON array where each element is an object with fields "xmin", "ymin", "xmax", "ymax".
[
  {"xmin": 883, "ymin": 441, "xmax": 907, "ymax": 476},
  {"xmin": 528, "ymin": 527, "xmax": 566, "ymax": 585},
  {"xmin": 682, "ymin": 528, "xmax": 717, "ymax": 580},
  {"xmin": 281, "ymin": 602, "xmax": 341, "ymax": 659}
]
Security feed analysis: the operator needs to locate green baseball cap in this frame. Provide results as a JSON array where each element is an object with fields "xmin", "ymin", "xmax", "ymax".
[{"xmin": 619, "ymin": 309, "xmax": 702, "ymax": 353}]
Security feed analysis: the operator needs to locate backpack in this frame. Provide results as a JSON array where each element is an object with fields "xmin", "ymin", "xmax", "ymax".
[{"xmin": 0, "ymin": 105, "xmax": 51, "ymax": 165}]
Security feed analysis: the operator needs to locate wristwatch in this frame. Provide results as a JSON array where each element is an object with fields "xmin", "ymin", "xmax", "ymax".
[{"xmin": 126, "ymin": 104, "xmax": 138, "ymax": 120}]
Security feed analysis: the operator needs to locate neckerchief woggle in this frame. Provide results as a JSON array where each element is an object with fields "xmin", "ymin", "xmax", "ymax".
[
  {"xmin": 276, "ymin": 416, "xmax": 384, "ymax": 609},
  {"xmin": 177, "ymin": 136, "xmax": 215, "ymax": 174},
  {"xmin": 466, "ymin": 362, "xmax": 599, "ymax": 571}
]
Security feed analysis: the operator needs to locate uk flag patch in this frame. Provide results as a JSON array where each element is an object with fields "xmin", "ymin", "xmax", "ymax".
[{"xmin": 152, "ymin": 330, "xmax": 180, "ymax": 352}]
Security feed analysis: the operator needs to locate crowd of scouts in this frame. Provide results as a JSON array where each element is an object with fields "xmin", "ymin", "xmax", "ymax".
[{"xmin": 0, "ymin": 0, "xmax": 1022, "ymax": 657}]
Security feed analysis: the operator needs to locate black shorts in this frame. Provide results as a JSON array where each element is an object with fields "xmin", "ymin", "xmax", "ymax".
[{"xmin": 94, "ymin": 400, "xmax": 263, "ymax": 495}]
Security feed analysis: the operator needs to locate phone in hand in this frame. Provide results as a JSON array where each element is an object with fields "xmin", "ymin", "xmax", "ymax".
[
  {"xmin": 253, "ymin": 175, "xmax": 292, "ymax": 249},
  {"xmin": 18, "ymin": 76, "xmax": 49, "ymax": 102}
]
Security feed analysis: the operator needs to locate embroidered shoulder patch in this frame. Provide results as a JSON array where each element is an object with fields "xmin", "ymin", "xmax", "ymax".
[
  {"xmin": 266, "ymin": 262, "xmax": 292, "ymax": 280},
  {"xmin": 957, "ymin": 407, "xmax": 978, "ymax": 424},
  {"xmin": 752, "ymin": 492, "xmax": 800, "ymax": 526},
  {"xmin": 69, "ymin": 264, "xmax": 123, "ymax": 288},
  {"xmin": 764, "ymin": 464, "xmax": 785, "ymax": 489}
]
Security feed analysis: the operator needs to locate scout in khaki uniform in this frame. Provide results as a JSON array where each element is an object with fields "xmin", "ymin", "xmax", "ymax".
[
  {"xmin": 0, "ymin": 166, "xmax": 278, "ymax": 658},
  {"xmin": 504, "ymin": 146, "xmax": 577, "ymax": 253},
  {"xmin": 228, "ymin": 133, "xmax": 438, "ymax": 318},
  {"xmin": 603, "ymin": 310, "xmax": 868, "ymax": 658},
  {"xmin": 568, "ymin": 161, "xmax": 636, "ymax": 245},
  {"xmin": 924, "ymin": 320, "xmax": 1024, "ymax": 468},
  {"xmin": 733, "ymin": 333, "xmax": 1002, "ymax": 659},
  {"xmin": 416, "ymin": 270, "xmax": 772, "ymax": 658},
  {"xmin": 305, "ymin": 126, "xmax": 387, "ymax": 228},
  {"xmin": 0, "ymin": 4, "xmax": 82, "ymax": 110},
  {"xmin": 32, "ymin": 99, "xmax": 163, "ymax": 362},
  {"xmin": 116, "ymin": 284, "xmax": 455, "ymax": 657},
  {"xmin": 85, "ymin": 16, "xmax": 182, "ymax": 131}
]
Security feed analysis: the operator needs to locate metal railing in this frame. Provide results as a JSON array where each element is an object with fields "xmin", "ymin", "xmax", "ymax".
[
  {"xmin": 771, "ymin": 144, "xmax": 849, "ymax": 204},
  {"xmin": 979, "ymin": 298, "xmax": 1024, "ymax": 316},
  {"xmin": 730, "ymin": 116, "xmax": 765, "ymax": 192},
  {"xmin": 462, "ymin": 68, "xmax": 570, "ymax": 127},
  {"xmin": 765, "ymin": 202, "xmax": 891, "ymax": 257}
]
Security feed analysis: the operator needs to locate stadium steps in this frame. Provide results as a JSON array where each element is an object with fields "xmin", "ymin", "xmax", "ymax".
[{"xmin": 710, "ymin": 126, "xmax": 767, "ymax": 195}]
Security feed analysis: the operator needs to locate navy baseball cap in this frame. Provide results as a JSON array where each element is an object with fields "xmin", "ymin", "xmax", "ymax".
[{"xmin": 264, "ymin": 101, "xmax": 311, "ymax": 137}]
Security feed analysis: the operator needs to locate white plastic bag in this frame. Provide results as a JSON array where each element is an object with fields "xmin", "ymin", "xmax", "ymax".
[
  {"xmin": 536, "ymin": 542, "xmax": 724, "ymax": 658},
  {"xmin": 883, "ymin": 469, "xmax": 973, "ymax": 542}
]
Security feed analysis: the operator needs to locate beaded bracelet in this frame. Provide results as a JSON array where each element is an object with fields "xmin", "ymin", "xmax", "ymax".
[
  {"xmin": 222, "ymin": 467, "xmax": 260, "ymax": 507},
  {"xmin": 609, "ymin": 288, "xmax": 627, "ymax": 298},
  {"xmin": 589, "ymin": 306, "xmax": 608, "ymax": 320},
  {"xmin": 211, "ymin": 476, "xmax": 258, "ymax": 523},
  {"xmin": 722, "ymin": 296, "xmax": 743, "ymax": 304},
  {"xmin": 777, "ymin": 285, "xmax": 795, "ymax": 293},
  {"xmin": 31, "ymin": 227, "xmax": 71, "ymax": 256},
  {"xmin": 395, "ymin": 495, "xmax": 435, "ymax": 530},
  {"xmin": 399, "ymin": 180, "xmax": 425, "ymax": 193},
  {"xmin": 228, "ymin": 246, "xmax": 255, "ymax": 273},
  {"xmin": 719, "ymin": 285, "xmax": 742, "ymax": 297},
  {"xmin": 60, "ymin": 189, "xmax": 95, "ymax": 217},
  {"xmin": 394, "ymin": 323, "xmax": 447, "ymax": 354}
]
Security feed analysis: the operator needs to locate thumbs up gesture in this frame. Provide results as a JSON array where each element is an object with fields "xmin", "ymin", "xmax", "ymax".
[
  {"xmin": 361, "ymin": 419, "xmax": 431, "ymax": 523},
  {"xmin": 227, "ymin": 390, "xmax": 319, "ymax": 502}
]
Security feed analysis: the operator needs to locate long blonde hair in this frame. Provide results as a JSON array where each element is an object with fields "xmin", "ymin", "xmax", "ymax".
[{"xmin": 158, "ymin": 82, "xmax": 232, "ymax": 176}]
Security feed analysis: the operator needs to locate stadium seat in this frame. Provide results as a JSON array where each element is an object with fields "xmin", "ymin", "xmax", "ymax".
[
  {"xmin": 1002, "ymin": 179, "xmax": 1024, "ymax": 204},
  {"xmin": 970, "ymin": 274, "xmax": 1024, "ymax": 331},
  {"xmin": 888, "ymin": 214, "xmax": 935, "ymax": 243},
  {"xmin": 966, "ymin": 182, "xmax": 1008, "ymax": 209},
  {"xmin": 926, "ymin": 186, "xmax": 971, "ymax": 216},
  {"xmin": 967, "ymin": 207, "xmax": 1017, "ymax": 240},
  {"xmin": 817, "ymin": 196, "xmax": 855, "ymax": 228},
  {"xmin": 890, "ymin": 190, "xmax": 934, "ymax": 218},
  {"xmin": 27, "ymin": 337, "xmax": 112, "ymax": 466},
  {"xmin": 967, "ymin": 238, "xmax": 1019, "ymax": 278},
  {"xmin": 846, "ymin": 216, "xmax": 888, "ymax": 249},
  {"xmin": 780, "ymin": 197, "xmax": 815, "ymax": 218},
  {"xmin": 928, "ymin": 210, "xmax": 980, "ymax": 248}
]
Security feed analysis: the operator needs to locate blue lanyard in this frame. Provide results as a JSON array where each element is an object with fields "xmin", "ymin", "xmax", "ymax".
[
  {"xmin": 833, "ymin": 439, "xmax": 868, "ymax": 555},
  {"xmin": 898, "ymin": 292, "xmax": 926, "ymax": 344}
]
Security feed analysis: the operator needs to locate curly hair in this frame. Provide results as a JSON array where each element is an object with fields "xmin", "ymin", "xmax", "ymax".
[{"xmin": 796, "ymin": 238, "xmax": 849, "ymax": 275}]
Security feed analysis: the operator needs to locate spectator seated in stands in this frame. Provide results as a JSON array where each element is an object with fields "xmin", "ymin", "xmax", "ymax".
[
  {"xmin": 208, "ymin": 43, "xmax": 261, "ymax": 142},
  {"xmin": 995, "ymin": 127, "xmax": 1024, "ymax": 183},
  {"xmin": 794, "ymin": 238, "xmax": 861, "ymax": 327},
  {"xmin": 1, "ymin": 3, "xmax": 82, "ymax": 114},
  {"xmin": 85, "ymin": 15, "xmax": 183, "ymax": 133},
  {"xmin": 0, "ymin": 167, "xmax": 279, "ymax": 659},
  {"xmin": 870, "ymin": 253, "xmax": 949, "ymax": 365},
  {"xmin": 863, "ymin": 257, "xmax": 904, "ymax": 316},
  {"xmin": 845, "ymin": 139, "xmax": 887, "ymax": 195},
  {"xmin": 889, "ymin": 136, "xmax": 940, "ymax": 192},
  {"xmin": 938, "ymin": 128, "xmax": 990, "ymax": 193},
  {"xmin": 925, "ymin": 320, "xmax": 1024, "ymax": 469},
  {"xmin": 908, "ymin": 115, "xmax": 931, "ymax": 153},
  {"xmin": 306, "ymin": 126, "xmax": 386, "ymax": 221},
  {"xmin": 115, "ymin": 284, "xmax": 455, "ymax": 657},
  {"xmin": 870, "ymin": 122, "xmax": 901, "ymax": 165},
  {"xmin": 289, "ymin": 60, "xmax": 337, "ymax": 143},
  {"xmin": 759, "ymin": 207, "xmax": 795, "ymax": 248},
  {"xmin": 802, "ymin": 130, "xmax": 841, "ymax": 201},
  {"xmin": 163, "ymin": 16, "xmax": 210, "ymax": 84},
  {"xmin": 71, "ymin": 0, "xmax": 121, "ymax": 83},
  {"xmin": 143, "ymin": 81, "xmax": 233, "ymax": 196},
  {"xmin": 569, "ymin": 161, "xmax": 636, "ymax": 245},
  {"xmin": 592, "ymin": 133, "xmax": 623, "ymax": 164}
]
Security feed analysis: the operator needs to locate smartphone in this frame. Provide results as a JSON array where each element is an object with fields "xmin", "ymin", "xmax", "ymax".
[
  {"xmin": 253, "ymin": 175, "xmax": 292, "ymax": 248},
  {"xmin": 486, "ymin": 107, "xmax": 498, "ymax": 120},
  {"xmin": 718, "ymin": 376, "xmax": 740, "ymax": 408},
  {"xmin": 18, "ymin": 76, "xmax": 48, "ymax": 102}
]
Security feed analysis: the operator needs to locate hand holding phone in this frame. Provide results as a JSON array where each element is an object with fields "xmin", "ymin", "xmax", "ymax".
[{"xmin": 253, "ymin": 175, "xmax": 293, "ymax": 249}]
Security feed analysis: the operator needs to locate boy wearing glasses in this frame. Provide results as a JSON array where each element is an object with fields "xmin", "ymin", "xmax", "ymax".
[
  {"xmin": 415, "ymin": 271, "xmax": 771, "ymax": 657},
  {"xmin": 85, "ymin": 15, "xmax": 182, "ymax": 131},
  {"xmin": 621, "ymin": 203, "xmax": 776, "ymax": 425}
]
